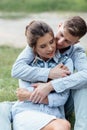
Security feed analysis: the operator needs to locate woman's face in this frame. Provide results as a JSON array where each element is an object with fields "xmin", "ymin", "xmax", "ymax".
[{"xmin": 34, "ymin": 33, "xmax": 56, "ymax": 61}]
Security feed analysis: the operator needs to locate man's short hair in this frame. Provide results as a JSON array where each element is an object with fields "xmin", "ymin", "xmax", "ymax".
[{"xmin": 64, "ymin": 16, "xmax": 87, "ymax": 38}]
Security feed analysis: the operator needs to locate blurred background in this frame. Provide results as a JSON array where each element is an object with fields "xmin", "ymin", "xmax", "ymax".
[{"xmin": 0, "ymin": 0, "xmax": 87, "ymax": 48}]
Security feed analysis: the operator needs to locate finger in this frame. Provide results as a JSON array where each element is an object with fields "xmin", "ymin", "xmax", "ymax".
[
  {"xmin": 62, "ymin": 66, "xmax": 69, "ymax": 70},
  {"xmin": 29, "ymin": 91, "xmax": 36, "ymax": 101},
  {"xmin": 64, "ymin": 70, "xmax": 71, "ymax": 76},
  {"xmin": 66, "ymin": 71, "xmax": 71, "ymax": 75},
  {"xmin": 31, "ymin": 83, "xmax": 38, "ymax": 88},
  {"xmin": 34, "ymin": 96, "xmax": 41, "ymax": 103},
  {"xmin": 57, "ymin": 63, "xmax": 64, "ymax": 68},
  {"xmin": 32, "ymin": 93, "xmax": 40, "ymax": 103},
  {"xmin": 39, "ymin": 97, "xmax": 43, "ymax": 103}
]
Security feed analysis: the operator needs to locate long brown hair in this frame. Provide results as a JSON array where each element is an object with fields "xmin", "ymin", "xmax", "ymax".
[{"xmin": 25, "ymin": 20, "xmax": 54, "ymax": 48}]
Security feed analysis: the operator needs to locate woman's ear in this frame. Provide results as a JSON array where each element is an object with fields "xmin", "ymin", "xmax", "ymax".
[
  {"xmin": 33, "ymin": 47, "xmax": 37, "ymax": 55},
  {"xmin": 54, "ymin": 37, "xmax": 57, "ymax": 47}
]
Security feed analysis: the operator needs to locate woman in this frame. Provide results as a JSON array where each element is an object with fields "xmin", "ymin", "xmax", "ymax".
[{"xmin": 12, "ymin": 20, "xmax": 72, "ymax": 130}]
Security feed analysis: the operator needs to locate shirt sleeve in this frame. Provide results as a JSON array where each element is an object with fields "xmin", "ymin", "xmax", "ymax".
[
  {"xmin": 48, "ymin": 90, "xmax": 69, "ymax": 107},
  {"xmin": 19, "ymin": 78, "xmax": 69, "ymax": 108},
  {"xmin": 51, "ymin": 45, "xmax": 87, "ymax": 92},
  {"xmin": 64, "ymin": 58, "xmax": 74, "ymax": 74},
  {"xmin": 11, "ymin": 45, "xmax": 50, "ymax": 82},
  {"xmin": 19, "ymin": 79, "xmax": 34, "ymax": 91}
]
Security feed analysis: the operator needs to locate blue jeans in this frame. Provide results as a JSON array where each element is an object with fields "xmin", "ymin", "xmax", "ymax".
[
  {"xmin": 73, "ymin": 87, "xmax": 87, "ymax": 130},
  {"xmin": 64, "ymin": 90, "xmax": 74, "ymax": 119},
  {"xmin": 65, "ymin": 87, "xmax": 87, "ymax": 130},
  {"xmin": 0, "ymin": 102, "xmax": 13, "ymax": 130}
]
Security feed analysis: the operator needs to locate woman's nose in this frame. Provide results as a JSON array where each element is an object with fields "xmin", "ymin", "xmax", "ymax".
[{"xmin": 48, "ymin": 45, "xmax": 53, "ymax": 51}]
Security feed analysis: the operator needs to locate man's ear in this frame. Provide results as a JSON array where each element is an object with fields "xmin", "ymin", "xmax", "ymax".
[{"xmin": 75, "ymin": 40, "xmax": 80, "ymax": 44}]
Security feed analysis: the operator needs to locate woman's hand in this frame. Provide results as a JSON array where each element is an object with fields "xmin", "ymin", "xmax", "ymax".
[{"xmin": 16, "ymin": 88, "xmax": 32, "ymax": 101}]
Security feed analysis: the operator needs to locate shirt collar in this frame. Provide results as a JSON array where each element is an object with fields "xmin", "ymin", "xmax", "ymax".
[
  {"xmin": 54, "ymin": 50, "xmax": 61, "ymax": 63},
  {"xmin": 60, "ymin": 45, "xmax": 73, "ymax": 56},
  {"xmin": 33, "ymin": 51, "xmax": 61, "ymax": 64}
]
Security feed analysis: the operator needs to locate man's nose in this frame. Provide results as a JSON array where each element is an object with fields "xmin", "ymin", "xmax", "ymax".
[{"xmin": 58, "ymin": 37, "xmax": 65, "ymax": 45}]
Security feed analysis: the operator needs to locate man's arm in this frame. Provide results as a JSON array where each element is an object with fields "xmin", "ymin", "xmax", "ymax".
[
  {"xmin": 11, "ymin": 45, "xmax": 70, "ymax": 82},
  {"xmin": 18, "ymin": 78, "xmax": 70, "ymax": 107},
  {"xmin": 29, "ymin": 45, "xmax": 87, "ymax": 101},
  {"xmin": 16, "ymin": 87, "xmax": 69, "ymax": 107},
  {"xmin": 48, "ymin": 90, "xmax": 69, "ymax": 107},
  {"xmin": 51, "ymin": 44, "xmax": 87, "ymax": 92},
  {"xmin": 11, "ymin": 45, "xmax": 50, "ymax": 82}
]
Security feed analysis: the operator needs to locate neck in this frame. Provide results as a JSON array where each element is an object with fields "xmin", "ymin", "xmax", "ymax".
[{"xmin": 59, "ymin": 46, "xmax": 71, "ymax": 53}]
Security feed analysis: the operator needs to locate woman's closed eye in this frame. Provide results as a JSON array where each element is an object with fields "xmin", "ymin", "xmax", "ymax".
[{"xmin": 49, "ymin": 38, "xmax": 54, "ymax": 44}]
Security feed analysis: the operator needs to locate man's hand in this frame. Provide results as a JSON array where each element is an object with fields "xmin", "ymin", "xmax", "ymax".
[
  {"xmin": 49, "ymin": 63, "xmax": 71, "ymax": 79},
  {"xmin": 30, "ymin": 82, "xmax": 53, "ymax": 103},
  {"xmin": 16, "ymin": 88, "xmax": 32, "ymax": 101}
]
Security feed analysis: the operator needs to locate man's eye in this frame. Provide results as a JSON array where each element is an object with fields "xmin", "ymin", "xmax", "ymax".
[
  {"xmin": 65, "ymin": 40, "xmax": 71, "ymax": 44},
  {"xmin": 65, "ymin": 39, "xmax": 68, "ymax": 43}
]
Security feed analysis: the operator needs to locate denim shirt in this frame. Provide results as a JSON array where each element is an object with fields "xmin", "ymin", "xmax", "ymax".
[
  {"xmin": 51, "ymin": 44, "xmax": 87, "ymax": 92},
  {"xmin": 11, "ymin": 43, "xmax": 87, "ymax": 93},
  {"xmin": 12, "ymin": 50, "xmax": 73, "ymax": 119}
]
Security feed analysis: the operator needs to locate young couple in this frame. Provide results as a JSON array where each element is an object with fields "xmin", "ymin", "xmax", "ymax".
[
  {"xmin": 0, "ymin": 16, "xmax": 87, "ymax": 130},
  {"xmin": 12, "ymin": 16, "xmax": 87, "ymax": 130}
]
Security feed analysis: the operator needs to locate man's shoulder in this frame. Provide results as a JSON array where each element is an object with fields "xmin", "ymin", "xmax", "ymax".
[
  {"xmin": 66, "ymin": 43, "xmax": 85, "ymax": 57},
  {"xmin": 70, "ymin": 43, "xmax": 86, "ymax": 59},
  {"xmin": 73, "ymin": 43, "xmax": 85, "ymax": 50}
]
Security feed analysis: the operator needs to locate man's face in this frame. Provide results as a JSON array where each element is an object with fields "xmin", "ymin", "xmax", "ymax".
[{"xmin": 56, "ymin": 24, "xmax": 80, "ymax": 49}]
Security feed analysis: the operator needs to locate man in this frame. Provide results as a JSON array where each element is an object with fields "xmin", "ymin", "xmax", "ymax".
[{"xmin": 11, "ymin": 16, "xmax": 87, "ymax": 130}]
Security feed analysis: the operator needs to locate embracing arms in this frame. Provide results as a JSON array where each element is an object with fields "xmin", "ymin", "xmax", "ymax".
[
  {"xmin": 11, "ymin": 44, "xmax": 87, "ymax": 104},
  {"xmin": 11, "ymin": 45, "xmax": 71, "ymax": 82}
]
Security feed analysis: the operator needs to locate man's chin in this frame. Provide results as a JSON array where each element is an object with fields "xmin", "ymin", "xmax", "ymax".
[
  {"xmin": 57, "ymin": 46, "xmax": 63, "ymax": 49},
  {"xmin": 58, "ymin": 46, "xmax": 71, "ymax": 52}
]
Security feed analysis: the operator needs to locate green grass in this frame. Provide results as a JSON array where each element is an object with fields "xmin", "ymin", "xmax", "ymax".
[
  {"xmin": 0, "ymin": 0, "xmax": 87, "ymax": 13},
  {"xmin": 0, "ymin": 46, "xmax": 22, "ymax": 101}
]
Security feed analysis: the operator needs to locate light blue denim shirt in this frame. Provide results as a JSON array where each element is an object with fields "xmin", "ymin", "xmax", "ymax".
[
  {"xmin": 12, "ymin": 50, "xmax": 73, "ymax": 119},
  {"xmin": 11, "ymin": 43, "xmax": 87, "ymax": 93},
  {"xmin": 51, "ymin": 44, "xmax": 87, "ymax": 92}
]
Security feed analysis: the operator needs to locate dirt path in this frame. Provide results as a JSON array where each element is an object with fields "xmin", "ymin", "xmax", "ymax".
[{"xmin": 0, "ymin": 12, "xmax": 87, "ymax": 49}]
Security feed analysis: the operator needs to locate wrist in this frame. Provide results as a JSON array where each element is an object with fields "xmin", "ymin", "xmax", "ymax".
[
  {"xmin": 27, "ymin": 91, "xmax": 32, "ymax": 101},
  {"xmin": 48, "ymin": 69, "xmax": 53, "ymax": 79},
  {"xmin": 47, "ymin": 82, "xmax": 54, "ymax": 92},
  {"xmin": 41, "ymin": 97, "xmax": 48, "ymax": 104}
]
